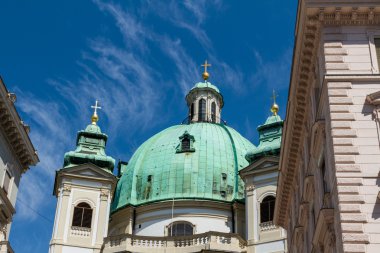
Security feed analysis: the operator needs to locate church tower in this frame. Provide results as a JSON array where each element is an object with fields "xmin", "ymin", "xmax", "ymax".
[
  {"xmin": 49, "ymin": 101, "xmax": 117, "ymax": 253},
  {"xmin": 240, "ymin": 95, "xmax": 287, "ymax": 253}
]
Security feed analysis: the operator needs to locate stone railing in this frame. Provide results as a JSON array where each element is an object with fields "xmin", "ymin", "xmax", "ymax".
[
  {"xmin": 70, "ymin": 226, "xmax": 91, "ymax": 237},
  {"xmin": 259, "ymin": 221, "xmax": 277, "ymax": 232},
  {"xmin": 103, "ymin": 231, "xmax": 246, "ymax": 253}
]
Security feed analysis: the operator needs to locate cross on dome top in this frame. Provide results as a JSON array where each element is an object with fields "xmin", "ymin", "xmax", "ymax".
[
  {"xmin": 270, "ymin": 90, "xmax": 279, "ymax": 116},
  {"xmin": 201, "ymin": 60, "xmax": 211, "ymax": 80},
  {"xmin": 91, "ymin": 100, "xmax": 102, "ymax": 125}
]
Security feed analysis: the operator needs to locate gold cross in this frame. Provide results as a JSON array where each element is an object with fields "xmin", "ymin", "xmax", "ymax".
[{"xmin": 201, "ymin": 60, "xmax": 211, "ymax": 73}]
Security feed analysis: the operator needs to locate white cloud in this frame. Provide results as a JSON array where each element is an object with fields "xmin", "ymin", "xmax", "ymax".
[
  {"xmin": 14, "ymin": 91, "xmax": 72, "ymax": 219},
  {"xmin": 250, "ymin": 48, "xmax": 292, "ymax": 91}
]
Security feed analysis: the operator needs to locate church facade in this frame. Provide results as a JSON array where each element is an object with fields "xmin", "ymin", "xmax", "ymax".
[
  {"xmin": 274, "ymin": 0, "xmax": 380, "ymax": 252},
  {"xmin": 48, "ymin": 67, "xmax": 286, "ymax": 253}
]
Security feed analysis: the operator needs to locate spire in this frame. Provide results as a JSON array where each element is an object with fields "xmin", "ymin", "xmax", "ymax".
[
  {"xmin": 91, "ymin": 100, "xmax": 101, "ymax": 125},
  {"xmin": 201, "ymin": 60, "xmax": 211, "ymax": 81},
  {"xmin": 271, "ymin": 90, "xmax": 279, "ymax": 116}
]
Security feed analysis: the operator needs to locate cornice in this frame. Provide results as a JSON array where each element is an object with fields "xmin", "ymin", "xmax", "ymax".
[
  {"xmin": 0, "ymin": 77, "xmax": 39, "ymax": 173},
  {"xmin": 275, "ymin": 4, "xmax": 380, "ymax": 228}
]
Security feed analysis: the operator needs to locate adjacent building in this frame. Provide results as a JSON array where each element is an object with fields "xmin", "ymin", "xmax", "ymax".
[
  {"xmin": 0, "ymin": 77, "xmax": 39, "ymax": 253},
  {"xmin": 275, "ymin": 1, "xmax": 380, "ymax": 252}
]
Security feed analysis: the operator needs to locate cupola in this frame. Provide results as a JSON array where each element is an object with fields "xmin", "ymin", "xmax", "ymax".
[
  {"xmin": 185, "ymin": 60, "xmax": 224, "ymax": 123},
  {"xmin": 245, "ymin": 92, "xmax": 284, "ymax": 163},
  {"xmin": 63, "ymin": 100, "xmax": 115, "ymax": 171}
]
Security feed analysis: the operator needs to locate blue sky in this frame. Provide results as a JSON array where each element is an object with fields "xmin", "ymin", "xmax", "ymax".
[{"xmin": 1, "ymin": 1, "xmax": 296, "ymax": 252}]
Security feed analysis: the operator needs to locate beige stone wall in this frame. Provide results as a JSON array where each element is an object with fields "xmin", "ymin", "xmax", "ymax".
[
  {"xmin": 274, "ymin": 2, "xmax": 380, "ymax": 253},
  {"xmin": 326, "ymin": 78, "xmax": 380, "ymax": 252}
]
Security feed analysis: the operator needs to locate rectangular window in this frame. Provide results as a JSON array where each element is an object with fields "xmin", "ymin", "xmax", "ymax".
[{"xmin": 3, "ymin": 171, "xmax": 11, "ymax": 195}]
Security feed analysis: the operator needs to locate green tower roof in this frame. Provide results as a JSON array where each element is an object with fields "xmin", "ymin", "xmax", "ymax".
[
  {"xmin": 191, "ymin": 81, "xmax": 220, "ymax": 93},
  {"xmin": 245, "ymin": 114, "xmax": 283, "ymax": 163},
  {"xmin": 63, "ymin": 123, "xmax": 115, "ymax": 171},
  {"xmin": 112, "ymin": 122, "xmax": 255, "ymax": 212}
]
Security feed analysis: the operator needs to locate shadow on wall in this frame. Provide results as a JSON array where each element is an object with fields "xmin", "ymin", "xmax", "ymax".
[
  {"xmin": 372, "ymin": 176, "xmax": 380, "ymax": 220},
  {"xmin": 362, "ymin": 99, "xmax": 380, "ymax": 220}
]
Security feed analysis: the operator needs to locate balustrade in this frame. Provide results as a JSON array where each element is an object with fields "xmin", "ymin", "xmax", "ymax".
[{"xmin": 103, "ymin": 231, "xmax": 246, "ymax": 252}]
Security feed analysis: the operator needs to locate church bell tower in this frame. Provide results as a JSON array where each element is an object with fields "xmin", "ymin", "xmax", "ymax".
[{"xmin": 49, "ymin": 101, "xmax": 117, "ymax": 253}]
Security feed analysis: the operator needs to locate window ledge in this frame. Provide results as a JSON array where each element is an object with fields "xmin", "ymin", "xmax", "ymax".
[
  {"xmin": 259, "ymin": 221, "xmax": 277, "ymax": 232},
  {"xmin": 70, "ymin": 226, "xmax": 91, "ymax": 237}
]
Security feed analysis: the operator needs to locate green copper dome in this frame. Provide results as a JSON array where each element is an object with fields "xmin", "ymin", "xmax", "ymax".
[
  {"xmin": 112, "ymin": 122, "xmax": 255, "ymax": 211},
  {"xmin": 245, "ymin": 115, "xmax": 283, "ymax": 163}
]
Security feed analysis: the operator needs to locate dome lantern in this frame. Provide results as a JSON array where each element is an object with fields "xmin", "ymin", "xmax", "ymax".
[{"xmin": 185, "ymin": 60, "xmax": 224, "ymax": 124}]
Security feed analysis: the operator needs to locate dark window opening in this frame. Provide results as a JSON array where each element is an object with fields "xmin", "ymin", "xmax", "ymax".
[
  {"xmin": 72, "ymin": 202, "xmax": 93, "ymax": 228},
  {"xmin": 211, "ymin": 102, "xmax": 216, "ymax": 123},
  {"xmin": 181, "ymin": 138, "xmax": 191, "ymax": 151},
  {"xmin": 168, "ymin": 222, "xmax": 194, "ymax": 237},
  {"xmin": 190, "ymin": 103, "xmax": 194, "ymax": 120},
  {"xmin": 147, "ymin": 175, "xmax": 152, "ymax": 182},
  {"xmin": 321, "ymin": 159, "xmax": 328, "ymax": 194},
  {"xmin": 260, "ymin": 196, "xmax": 275, "ymax": 223},
  {"xmin": 221, "ymin": 173, "xmax": 227, "ymax": 180},
  {"xmin": 198, "ymin": 99, "xmax": 206, "ymax": 121}
]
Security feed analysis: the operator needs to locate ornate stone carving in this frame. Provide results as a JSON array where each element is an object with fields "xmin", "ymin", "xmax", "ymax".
[
  {"xmin": 100, "ymin": 189, "xmax": 109, "ymax": 201},
  {"xmin": 62, "ymin": 184, "xmax": 72, "ymax": 196},
  {"xmin": 245, "ymin": 185, "xmax": 255, "ymax": 192}
]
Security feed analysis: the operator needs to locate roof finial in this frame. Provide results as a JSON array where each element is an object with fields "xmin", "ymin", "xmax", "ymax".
[
  {"xmin": 270, "ymin": 90, "xmax": 279, "ymax": 116},
  {"xmin": 91, "ymin": 100, "xmax": 102, "ymax": 125},
  {"xmin": 201, "ymin": 60, "xmax": 211, "ymax": 81}
]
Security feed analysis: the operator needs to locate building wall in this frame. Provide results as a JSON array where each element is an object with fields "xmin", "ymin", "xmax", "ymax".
[
  {"xmin": 135, "ymin": 206, "xmax": 232, "ymax": 236},
  {"xmin": 108, "ymin": 201, "xmax": 242, "ymax": 237},
  {"xmin": 0, "ymin": 128, "xmax": 22, "ymax": 207},
  {"xmin": 275, "ymin": 3, "xmax": 380, "ymax": 253}
]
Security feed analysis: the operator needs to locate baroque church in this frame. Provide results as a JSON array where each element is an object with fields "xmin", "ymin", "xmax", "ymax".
[
  {"xmin": 47, "ymin": 0, "xmax": 380, "ymax": 252},
  {"xmin": 48, "ymin": 63, "xmax": 286, "ymax": 253}
]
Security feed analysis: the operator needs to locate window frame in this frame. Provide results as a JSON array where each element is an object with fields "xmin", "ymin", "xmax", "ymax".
[
  {"xmin": 72, "ymin": 202, "xmax": 93, "ymax": 229},
  {"xmin": 260, "ymin": 195, "xmax": 276, "ymax": 224},
  {"xmin": 368, "ymin": 30, "xmax": 380, "ymax": 74},
  {"xmin": 167, "ymin": 221, "xmax": 195, "ymax": 237}
]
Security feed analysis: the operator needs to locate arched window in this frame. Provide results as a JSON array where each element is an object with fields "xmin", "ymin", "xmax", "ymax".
[
  {"xmin": 211, "ymin": 102, "xmax": 216, "ymax": 123},
  {"xmin": 260, "ymin": 196, "xmax": 275, "ymax": 223},
  {"xmin": 72, "ymin": 202, "xmax": 93, "ymax": 228},
  {"xmin": 198, "ymin": 99, "xmax": 206, "ymax": 122},
  {"xmin": 168, "ymin": 221, "xmax": 194, "ymax": 237}
]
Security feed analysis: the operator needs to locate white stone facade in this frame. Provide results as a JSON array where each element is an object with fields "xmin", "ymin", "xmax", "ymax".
[
  {"xmin": 240, "ymin": 157, "xmax": 287, "ymax": 253},
  {"xmin": 275, "ymin": 1, "xmax": 380, "ymax": 252},
  {"xmin": 0, "ymin": 77, "xmax": 39, "ymax": 253},
  {"xmin": 49, "ymin": 164, "xmax": 117, "ymax": 253}
]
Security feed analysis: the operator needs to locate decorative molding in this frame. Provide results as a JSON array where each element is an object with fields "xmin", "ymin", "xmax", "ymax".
[
  {"xmin": 245, "ymin": 185, "xmax": 255, "ymax": 192},
  {"xmin": 62, "ymin": 184, "xmax": 72, "ymax": 196},
  {"xmin": 0, "ymin": 78, "xmax": 39, "ymax": 172}
]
